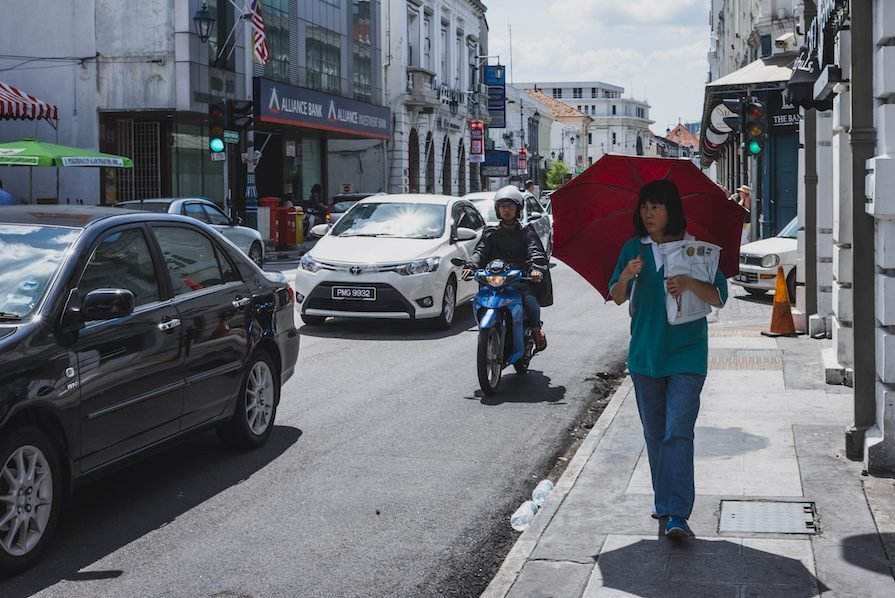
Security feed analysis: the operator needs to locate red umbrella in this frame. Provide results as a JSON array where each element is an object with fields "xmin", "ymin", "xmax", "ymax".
[{"xmin": 552, "ymin": 155, "xmax": 745, "ymax": 299}]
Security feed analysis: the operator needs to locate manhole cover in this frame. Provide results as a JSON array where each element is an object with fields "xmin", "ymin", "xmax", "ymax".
[{"xmin": 719, "ymin": 500, "xmax": 817, "ymax": 534}]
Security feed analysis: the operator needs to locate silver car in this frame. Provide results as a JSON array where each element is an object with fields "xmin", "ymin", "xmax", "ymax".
[
  {"xmin": 463, "ymin": 191, "xmax": 554, "ymax": 256},
  {"xmin": 115, "ymin": 198, "xmax": 265, "ymax": 266}
]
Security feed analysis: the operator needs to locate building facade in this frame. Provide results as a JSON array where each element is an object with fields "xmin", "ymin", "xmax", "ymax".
[
  {"xmin": 518, "ymin": 81, "xmax": 653, "ymax": 169},
  {"xmin": 0, "ymin": 0, "xmax": 390, "ymax": 212},
  {"xmin": 381, "ymin": 0, "xmax": 488, "ymax": 196}
]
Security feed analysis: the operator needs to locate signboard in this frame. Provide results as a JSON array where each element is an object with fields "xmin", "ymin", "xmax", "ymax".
[
  {"xmin": 210, "ymin": 152, "xmax": 226, "ymax": 161},
  {"xmin": 223, "ymin": 130, "xmax": 240, "ymax": 144},
  {"xmin": 484, "ymin": 65, "xmax": 506, "ymax": 130},
  {"xmin": 469, "ymin": 120, "xmax": 484, "ymax": 163},
  {"xmin": 768, "ymin": 90, "xmax": 801, "ymax": 131},
  {"xmin": 255, "ymin": 78, "xmax": 391, "ymax": 140},
  {"xmin": 482, "ymin": 150, "xmax": 511, "ymax": 177},
  {"xmin": 342, "ymin": 183, "xmax": 353, "ymax": 193}
]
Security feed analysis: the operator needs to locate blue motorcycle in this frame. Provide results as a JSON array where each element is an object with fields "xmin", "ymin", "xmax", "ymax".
[{"xmin": 453, "ymin": 258, "xmax": 539, "ymax": 395}]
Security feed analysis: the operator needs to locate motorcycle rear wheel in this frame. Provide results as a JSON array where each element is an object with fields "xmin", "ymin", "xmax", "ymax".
[{"xmin": 477, "ymin": 327, "xmax": 502, "ymax": 395}]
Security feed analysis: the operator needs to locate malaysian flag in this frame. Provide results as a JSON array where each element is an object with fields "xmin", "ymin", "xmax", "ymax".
[{"xmin": 250, "ymin": 0, "xmax": 270, "ymax": 65}]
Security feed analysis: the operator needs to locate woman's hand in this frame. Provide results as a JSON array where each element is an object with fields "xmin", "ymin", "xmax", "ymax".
[
  {"xmin": 623, "ymin": 256, "xmax": 643, "ymax": 280},
  {"xmin": 610, "ymin": 256, "xmax": 643, "ymax": 305},
  {"xmin": 667, "ymin": 275, "xmax": 723, "ymax": 306}
]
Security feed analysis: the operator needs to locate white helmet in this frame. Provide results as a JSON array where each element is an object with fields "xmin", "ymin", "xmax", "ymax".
[{"xmin": 494, "ymin": 185, "xmax": 524, "ymax": 217}]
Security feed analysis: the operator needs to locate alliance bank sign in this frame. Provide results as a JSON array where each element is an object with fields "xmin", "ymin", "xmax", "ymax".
[{"xmin": 255, "ymin": 78, "xmax": 391, "ymax": 140}]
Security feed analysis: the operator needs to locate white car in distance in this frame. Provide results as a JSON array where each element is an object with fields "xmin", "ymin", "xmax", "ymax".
[
  {"xmin": 731, "ymin": 216, "xmax": 799, "ymax": 299},
  {"xmin": 294, "ymin": 194, "xmax": 486, "ymax": 327},
  {"xmin": 463, "ymin": 191, "xmax": 553, "ymax": 256}
]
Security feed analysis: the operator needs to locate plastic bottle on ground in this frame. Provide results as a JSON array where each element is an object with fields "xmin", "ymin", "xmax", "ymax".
[
  {"xmin": 510, "ymin": 500, "xmax": 540, "ymax": 531},
  {"xmin": 531, "ymin": 479, "xmax": 555, "ymax": 507}
]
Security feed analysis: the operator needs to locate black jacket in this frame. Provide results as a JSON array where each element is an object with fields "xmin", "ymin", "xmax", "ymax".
[{"xmin": 469, "ymin": 222, "xmax": 554, "ymax": 307}]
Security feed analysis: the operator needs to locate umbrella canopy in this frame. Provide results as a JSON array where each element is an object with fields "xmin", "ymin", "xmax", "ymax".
[
  {"xmin": 552, "ymin": 155, "xmax": 744, "ymax": 299},
  {"xmin": 0, "ymin": 138, "xmax": 132, "ymax": 167}
]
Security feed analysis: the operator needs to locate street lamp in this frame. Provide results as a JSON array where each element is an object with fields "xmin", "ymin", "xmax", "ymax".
[{"xmin": 193, "ymin": 2, "xmax": 215, "ymax": 44}]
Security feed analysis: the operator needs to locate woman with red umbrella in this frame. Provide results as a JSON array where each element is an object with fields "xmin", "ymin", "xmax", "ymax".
[{"xmin": 608, "ymin": 180, "xmax": 728, "ymax": 540}]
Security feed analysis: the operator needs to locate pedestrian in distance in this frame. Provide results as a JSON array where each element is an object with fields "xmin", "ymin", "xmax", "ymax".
[
  {"xmin": 608, "ymin": 179, "xmax": 728, "ymax": 540},
  {"xmin": 522, "ymin": 179, "xmax": 537, "ymax": 201},
  {"xmin": 464, "ymin": 185, "xmax": 552, "ymax": 350},
  {"xmin": 733, "ymin": 185, "xmax": 752, "ymax": 244},
  {"xmin": 0, "ymin": 179, "xmax": 16, "ymax": 206}
]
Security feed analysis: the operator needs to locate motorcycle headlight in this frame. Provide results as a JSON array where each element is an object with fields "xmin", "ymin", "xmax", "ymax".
[
  {"xmin": 395, "ymin": 257, "xmax": 441, "ymax": 276},
  {"xmin": 299, "ymin": 254, "xmax": 321, "ymax": 273},
  {"xmin": 485, "ymin": 275, "xmax": 507, "ymax": 287},
  {"xmin": 761, "ymin": 254, "xmax": 780, "ymax": 268}
]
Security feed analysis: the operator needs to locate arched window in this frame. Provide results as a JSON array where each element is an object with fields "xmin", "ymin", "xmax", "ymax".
[
  {"xmin": 425, "ymin": 132, "xmax": 435, "ymax": 192},
  {"xmin": 636, "ymin": 136, "xmax": 644, "ymax": 156},
  {"xmin": 441, "ymin": 135, "xmax": 451, "ymax": 196},
  {"xmin": 457, "ymin": 143, "xmax": 466, "ymax": 196}
]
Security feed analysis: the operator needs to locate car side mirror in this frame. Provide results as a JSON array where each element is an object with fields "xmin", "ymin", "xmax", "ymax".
[
  {"xmin": 310, "ymin": 223, "xmax": 330, "ymax": 238},
  {"xmin": 529, "ymin": 212, "xmax": 543, "ymax": 221},
  {"xmin": 81, "ymin": 289, "xmax": 135, "ymax": 322},
  {"xmin": 453, "ymin": 227, "xmax": 477, "ymax": 242}
]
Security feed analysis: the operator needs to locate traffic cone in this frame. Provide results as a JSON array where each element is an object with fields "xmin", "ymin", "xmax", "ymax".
[{"xmin": 761, "ymin": 265, "xmax": 797, "ymax": 337}]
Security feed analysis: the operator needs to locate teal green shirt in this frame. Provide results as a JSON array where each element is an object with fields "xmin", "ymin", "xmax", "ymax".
[{"xmin": 609, "ymin": 237, "xmax": 729, "ymax": 377}]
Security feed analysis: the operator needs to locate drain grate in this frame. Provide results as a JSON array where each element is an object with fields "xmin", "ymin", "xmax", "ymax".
[
  {"xmin": 709, "ymin": 355, "xmax": 784, "ymax": 370},
  {"xmin": 719, "ymin": 500, "xmax": 817, "ymax": 534}
]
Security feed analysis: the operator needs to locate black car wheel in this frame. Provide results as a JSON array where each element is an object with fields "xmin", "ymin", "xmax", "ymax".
[
  {"xmin": 249, "ymin": 242, "xmax": 264, "ymax": 268},
  {"xmin": 0, "ymin": 427, "xmax": 62, "ymax": 574},
  {"xmin": 217, "ymin": 350, "xmax": 279, "ymax": 449}
]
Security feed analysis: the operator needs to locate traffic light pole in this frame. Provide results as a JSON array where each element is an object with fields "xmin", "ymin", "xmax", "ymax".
[{"xmin": 243, "ymin": 23, "xmax": 258, "ymax": 229}]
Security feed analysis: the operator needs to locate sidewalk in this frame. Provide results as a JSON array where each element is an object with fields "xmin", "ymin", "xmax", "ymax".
[{"xmin": 483, "ymin": 288, "xmax": 895, "ymax": 597}]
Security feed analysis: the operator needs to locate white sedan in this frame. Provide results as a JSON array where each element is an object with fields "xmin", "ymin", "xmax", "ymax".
[
  {"xmin": 294, "ymin": 194, "xmax": 486, "ymax": 327},
  {"xmin": 463, "ymin": 191, "xmax": 553, "ymax": 256},
  {"xmin": 115, "ymin": 197, "xmax": 265, "ymax": 266},
  {"xmin": 731, "ymin": 216, "xmax": 799, "ymax": 298}
]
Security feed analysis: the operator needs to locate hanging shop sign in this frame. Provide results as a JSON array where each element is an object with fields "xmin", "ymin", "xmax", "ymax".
[
  {"xmin": 484, "ymin": 65, "xmax": 506, "ymax": 129},
  {"xmin": 482, "ymin": 149, "xmax": 510, "ymax": 177},
  {"xmin": 255, "ymin": 78, "xmax": 391, "ymax": 140}
]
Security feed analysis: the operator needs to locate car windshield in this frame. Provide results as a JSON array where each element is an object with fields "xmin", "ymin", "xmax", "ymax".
[
  {"xmin": 332, "ymin": 200, "xmax": 360, "ymax": 212},
  {"xmin": 0, "ymin": 224, "xmax": 82, "ymax": 318},
  {"xmin": 330, "ymin": 202, "xmax": 446, "ymax": 239},
  {"xmin": 473, "ymin": 199, "xmax": 498, "ymax": 222},
  {"xmin": 115, "ymin": 201, "xmax": 170, "ymax": 213},
  {"xmin": 778, "ymin": 217, "xmax": 800, "ymax": 239}
]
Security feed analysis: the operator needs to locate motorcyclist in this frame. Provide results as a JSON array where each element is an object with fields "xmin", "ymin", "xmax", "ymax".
[
  {"xmin": 304, "ymin": 183, "xmax": 326, "ymax": 237},
  {"xmin": 464, "ymin": 185, "xmax": 551, "ymax": 350}
]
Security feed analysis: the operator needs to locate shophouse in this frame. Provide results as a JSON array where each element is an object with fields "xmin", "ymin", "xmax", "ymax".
[
  {"xmin": 0, "ymin": 0, "xmax": 389, "ymax": 214},
  {"xmin": 381, "ymin": 0, "xmax": 488, "ymax": 196}
]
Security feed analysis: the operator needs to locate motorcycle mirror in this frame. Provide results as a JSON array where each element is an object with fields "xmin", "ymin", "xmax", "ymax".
[{"xmin": 450, "ymin": 258, "xmax": 466, "ymax": 267}]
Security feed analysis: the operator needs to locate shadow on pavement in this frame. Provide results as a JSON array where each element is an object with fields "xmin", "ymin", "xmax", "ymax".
[
  {"xmin": 297, "ymin": 305, "xmax": 478, "ymax": 341},
  {"xmin": 592, "ymin": 537, "xmax": 829, "ymax": 597},
  {"xmin": 1, "ymin": 425, "xmax": 302, "ymax": 596},
  {"xmin": 839, "ymin": 533, "xmax": 895, "ymax": 576},
  {"xmin": 732, "ymin": 292, "xmax": 774, "ymax": 305},
  {"xmin": 694, "ymin": 426, "xmax": 769, "ymax": 457},
  {"xmin": 467, "ymin": 369, "xmax": 567, "ymax": 406}
]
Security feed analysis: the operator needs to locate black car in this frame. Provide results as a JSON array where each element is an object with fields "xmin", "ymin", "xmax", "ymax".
[{"xmin": 0, "ymin": 206, "xmax": 299, "ymax": 573}]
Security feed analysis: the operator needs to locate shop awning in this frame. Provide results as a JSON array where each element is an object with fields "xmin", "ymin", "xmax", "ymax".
[
  {"xmin": 784, "ymin": 48, "xmax": 834, "ymax": 111},
  {"xmin": 0, "ymin": 81, "xmax": 58, "ymax": 121},
  {"xmin": 699, "ymin": 54, "xmax": 796, "ymax": 167}
]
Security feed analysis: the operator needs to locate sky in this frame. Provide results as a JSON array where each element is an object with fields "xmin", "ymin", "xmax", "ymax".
[{"xmin": 484, "ymin": 0, "xmax": 710, "ymax": 134}]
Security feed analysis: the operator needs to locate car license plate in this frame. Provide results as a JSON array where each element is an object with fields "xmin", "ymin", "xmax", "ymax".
[{"xmin": 332, "ymin": 286, "xmax": 376, "ymax": 301}]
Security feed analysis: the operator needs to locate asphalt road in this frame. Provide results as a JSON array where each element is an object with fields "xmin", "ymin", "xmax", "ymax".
[{"xmin": 5, "ymin": 260, "xmax": 630, "ymax": 598}]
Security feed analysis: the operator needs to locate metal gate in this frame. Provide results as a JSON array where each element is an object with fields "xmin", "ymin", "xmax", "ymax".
[{"xmin": 116, "ymin": 120, "xmax": 161, "ymax": 200}]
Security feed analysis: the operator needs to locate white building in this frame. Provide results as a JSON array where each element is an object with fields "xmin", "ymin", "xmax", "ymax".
[
  {"xmin": 516, "ymin": 81, "xmax": 653, "ymax": 166},
  {"xmin": 381, "ymin": 0, "xmax": 488, "ymax": 195}
]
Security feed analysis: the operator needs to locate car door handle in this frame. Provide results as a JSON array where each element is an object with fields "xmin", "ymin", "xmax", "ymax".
[
  {"xmin": 232, "ymin": 297, "xmax": 251, "ymax": 309},
  {"xmin": 158, "ymin": 318, "xmax": 181, "ymax": 331}
]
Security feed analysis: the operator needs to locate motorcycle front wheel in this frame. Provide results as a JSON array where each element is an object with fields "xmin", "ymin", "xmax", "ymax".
[{"xmin": 477, "ymin": 327, "xmax": 503, "ymax": 395}]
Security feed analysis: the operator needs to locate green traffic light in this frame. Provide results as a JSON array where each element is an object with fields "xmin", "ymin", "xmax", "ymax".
[
  {"xmin": 747, "ymin": 140, "xmax": 763, "ymax": 155},
  {"xmin": 209, "ymin": 138, "xmax": 225, "ymax": 153}
]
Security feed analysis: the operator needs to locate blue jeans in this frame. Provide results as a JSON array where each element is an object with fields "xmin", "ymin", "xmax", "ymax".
[
  {"xmin": 522, "ymin": 292, "xmax": 541, "ymax": 330},
  {"xmin": 630, "ymin": 372, "xmax": 705, "ymax": 520}
]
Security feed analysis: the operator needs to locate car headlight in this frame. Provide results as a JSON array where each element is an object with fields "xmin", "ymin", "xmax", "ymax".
[
  {"xmin": 299, "ymin": 254, "xmax": 321, "ymax": 273},
  {"xmin": 761, "ymin": 254, "xmax": 780, "ymax": 268},
  {"xmin": 395, "ymin": 257, "xmax": 440, "ymax": 276},
  {"xmin": 485, "ymin": 275, "xmax": 507, "ymax": 287}
]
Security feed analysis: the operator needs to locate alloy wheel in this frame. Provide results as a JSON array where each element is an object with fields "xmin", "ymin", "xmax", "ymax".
[
  {"xmin": 443, "ymin": 281, "xmax": 456, "ymax": 324},
  {"xmin": 0, "ymin": 445, "xmax": 53, "ymax": 558},
  {"xmin": 245, "ymin": 360, "xmax": 275, "ymax": 436}
]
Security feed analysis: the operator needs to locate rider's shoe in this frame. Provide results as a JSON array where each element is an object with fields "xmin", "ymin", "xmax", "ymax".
[{"xmin": 534, "ymin": 329, "xmax": 547, "ymax": 351}]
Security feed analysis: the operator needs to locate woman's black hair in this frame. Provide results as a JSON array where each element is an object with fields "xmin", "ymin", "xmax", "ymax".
[{"xmin": 633, "ymin": 179, "xmax": 686, "ymax": 237}]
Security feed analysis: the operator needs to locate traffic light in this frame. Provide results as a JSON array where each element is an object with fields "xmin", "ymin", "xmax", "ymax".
[
  {"xmin": 229, "ymin": 100, "xmax": 253, "ymax": 130},
  {"xmin": 208, "ymin": 101, "xmax": 227, "ymax": 153},
  {"xmin": 743, "ymin": 98, "xmax": 767, "ymax": 156}
]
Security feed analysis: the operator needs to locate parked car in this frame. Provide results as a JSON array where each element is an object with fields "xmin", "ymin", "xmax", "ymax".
[
  {"xmin": 114, "ymin": 198, "xmax": 265, "ymax": 267},
  {"xmin": 463, "ymin": 190, "xmax": 554, "ymax": 256},
  {"xmin": 295, "ymin": 194, "xmax": 486, "ymax": 327},
  {"xmin": 327, "ymin": 192, "xmax": 385, "ymax": 224},
  {"xmin": 0, "ymin": 205, "xmax": 299, "ymax": 573},
  {"xmin": 731, "ymin": 216, "xmax": 799, "ymax": 298}
]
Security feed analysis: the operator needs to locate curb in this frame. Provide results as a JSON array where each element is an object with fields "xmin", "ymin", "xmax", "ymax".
[{"xmin": 481, "ymin": 376, "xmax": 635, "ymax": 598}]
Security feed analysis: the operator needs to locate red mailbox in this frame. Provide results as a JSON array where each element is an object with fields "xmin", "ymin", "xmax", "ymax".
[{"xmin": 274, "ymin": 206, "xmax": 297, "ymax": 250}]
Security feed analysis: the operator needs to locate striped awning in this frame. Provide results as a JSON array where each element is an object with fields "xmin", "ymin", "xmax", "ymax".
[{"xmin": 0, "ymin": 81, "xmax": 58, "ymax": 121}]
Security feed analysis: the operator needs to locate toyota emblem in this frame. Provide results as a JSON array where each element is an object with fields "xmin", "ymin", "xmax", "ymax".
[{"xmin": 349, "ymin": 266, "xmax": 363, "ymax": 276}]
